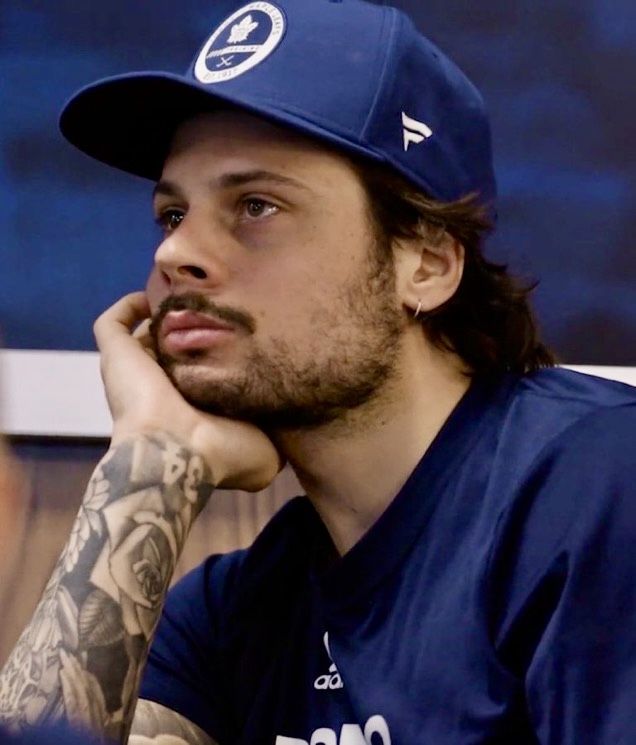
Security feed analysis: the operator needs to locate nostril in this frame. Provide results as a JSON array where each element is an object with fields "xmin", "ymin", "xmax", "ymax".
[{"xmin": 180, "ymin": 265, "xmax": 207, "ymax": 280}]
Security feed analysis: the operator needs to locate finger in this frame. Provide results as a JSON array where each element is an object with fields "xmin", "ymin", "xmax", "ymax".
[
  {"xmin": 96, "ymin": 292, "xmax": 150, "ymax": 331},
  {"xmin": 94, "ymin": 292, "xmax": 151, "ymax": 348},
  {"xmin": 132, "ymin": 318, "xmax": 152, "ymax": 342},
  {"xmin": 132, "ymin": 318, "xmax": 154, "ymax": 347}
]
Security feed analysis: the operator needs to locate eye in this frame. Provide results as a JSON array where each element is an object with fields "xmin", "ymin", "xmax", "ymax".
[
  {"xmin": 241, "ymin": 198, "xmax": 279, "ymax": 220},
  {"xmin": 155, "ymin": 208, "xmax": 185, "ymax": 234}
]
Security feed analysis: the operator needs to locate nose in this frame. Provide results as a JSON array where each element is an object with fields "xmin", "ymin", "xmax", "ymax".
[{"xmin": 152, "ymin": 219, "xmax": 230, "ymax": 296}]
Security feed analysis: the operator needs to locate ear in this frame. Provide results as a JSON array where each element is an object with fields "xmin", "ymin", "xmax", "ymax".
[{"xmin": 393, "ymin": 231, "xmax": 465, "ymax": 317}]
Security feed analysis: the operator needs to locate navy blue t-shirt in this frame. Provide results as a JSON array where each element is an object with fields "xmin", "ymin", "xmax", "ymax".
[{"xmin": 140, "ymin": 369, "xmax": 636, "ymax": 744}]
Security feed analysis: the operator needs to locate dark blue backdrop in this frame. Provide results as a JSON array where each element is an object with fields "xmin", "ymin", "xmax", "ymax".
[{"xmin": 2, "ymin": 0, "xmax": 635, "ymax": 362}]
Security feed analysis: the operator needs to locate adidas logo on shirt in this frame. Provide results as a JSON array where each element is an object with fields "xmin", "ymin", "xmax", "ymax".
[{"xmin": 314, "ymin": 632, "xmax": 344, "ymax": 691}]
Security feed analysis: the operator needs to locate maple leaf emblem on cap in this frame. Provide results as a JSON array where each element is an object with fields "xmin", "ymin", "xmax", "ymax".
[{"xmin": 227, "ymin": 14, "xmax": 259, "ymax": 44}]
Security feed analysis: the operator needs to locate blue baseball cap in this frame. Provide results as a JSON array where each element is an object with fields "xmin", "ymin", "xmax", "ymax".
[{"xmin": 60, "ymin": 0, "xmax": 496, "ymax": 208}]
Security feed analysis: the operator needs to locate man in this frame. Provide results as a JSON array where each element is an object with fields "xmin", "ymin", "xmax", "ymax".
[{"xmin": 1, "ymin": 1, "xmax": 635, "ymax": 743}]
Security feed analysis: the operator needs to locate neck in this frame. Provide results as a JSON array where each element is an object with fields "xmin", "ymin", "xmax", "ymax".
[{"xmin": 274, "ymin": 342, "xmax": 470, "ymax": 556}]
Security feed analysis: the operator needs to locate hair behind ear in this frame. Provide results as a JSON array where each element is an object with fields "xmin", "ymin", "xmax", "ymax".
[{"xmin": 352, "ymin": 158, "xmax": 557, "ymax": 377}]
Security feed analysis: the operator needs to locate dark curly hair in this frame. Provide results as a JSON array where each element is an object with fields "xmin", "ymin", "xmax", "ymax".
[{"xmin": 352, "ymin": 159, "xmax": 557, "ymax": 377}]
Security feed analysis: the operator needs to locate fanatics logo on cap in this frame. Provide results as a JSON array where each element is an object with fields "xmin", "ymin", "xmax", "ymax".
[
  {"xmin": 194, "ymin": 2, "xmax": 286, "ymax": 84},
  {"xmin": 402, "ymin": 111, "xmax": 433, "ymax": 152}
]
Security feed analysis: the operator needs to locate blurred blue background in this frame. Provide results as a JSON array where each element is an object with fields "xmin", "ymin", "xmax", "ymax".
[{"xmin": 2, "ymin": 0, "xmax": 635, "ymax": 362}]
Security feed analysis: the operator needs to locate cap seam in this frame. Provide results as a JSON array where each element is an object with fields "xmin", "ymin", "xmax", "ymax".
[{"xmin": 360, "ymin": 6, "xmax": 399, "ymax": 142}]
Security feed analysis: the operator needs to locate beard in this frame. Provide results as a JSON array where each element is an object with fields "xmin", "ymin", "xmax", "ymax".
[{"xmin": 150, "ymin": 241, "xmax": 406, "ymax": 431}]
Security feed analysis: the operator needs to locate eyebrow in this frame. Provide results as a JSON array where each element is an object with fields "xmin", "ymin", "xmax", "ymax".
[{"xmin": 152, "ymin": 170, "xmax": 312, "ymax": 201}]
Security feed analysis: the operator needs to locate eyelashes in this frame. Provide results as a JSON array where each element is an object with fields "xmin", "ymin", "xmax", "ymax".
[
  {"xmin": 153, "ymin": 197, "xmax": 280, "ymax": 235},
  {"xmin": 154, "ymin": 208, "xmax": 184, "ymax": 234},
  {"xmin": 242, "ymin": 197, "xmax": 280, "ymax": 220}
]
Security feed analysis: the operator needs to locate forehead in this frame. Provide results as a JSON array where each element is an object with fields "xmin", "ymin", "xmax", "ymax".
[{"xmin": 163, "ymin": 109, "xmax": 360, "ymax": 182}]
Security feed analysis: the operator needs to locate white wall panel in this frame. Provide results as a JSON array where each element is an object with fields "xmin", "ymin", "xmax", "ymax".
[{"xmin": 1, "ymin": 350, "xmax": 635, "ymax": 438}]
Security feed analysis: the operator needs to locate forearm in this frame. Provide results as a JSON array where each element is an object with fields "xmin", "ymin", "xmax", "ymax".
[{"xmin": 0, "ymin": 433, "xmax": 214, "ymax": 743}]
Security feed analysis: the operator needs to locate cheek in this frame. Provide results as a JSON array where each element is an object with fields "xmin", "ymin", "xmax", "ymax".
[{"xmin": 145, "ymin": 267, "xmax": 167, "ymax": 313}]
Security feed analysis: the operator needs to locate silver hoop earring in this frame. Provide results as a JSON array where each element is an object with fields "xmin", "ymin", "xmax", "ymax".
[{"xmin": 414, "ymin": 300, "xmax": 424, "ymax": 320}]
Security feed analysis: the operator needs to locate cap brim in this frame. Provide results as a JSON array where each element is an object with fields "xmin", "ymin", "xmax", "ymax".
[{"xmin": 60, "ymin": 72, "xmax": 384, "ymax": 181}]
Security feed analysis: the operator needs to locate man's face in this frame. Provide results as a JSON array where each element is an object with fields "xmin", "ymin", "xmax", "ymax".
[{"xmin": 147, "ymin": 110, "xmax": 407, "ymax": 430}]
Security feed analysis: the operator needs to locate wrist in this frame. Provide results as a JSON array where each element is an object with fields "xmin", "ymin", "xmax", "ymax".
[{"xmin": 104, "ymin": 431, "xmax": 217, "ymax": 511}]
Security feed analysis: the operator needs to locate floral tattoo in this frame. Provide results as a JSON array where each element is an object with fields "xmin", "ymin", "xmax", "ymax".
[{"xmin": 0, "ymin": 434, "xmax": 215, "ymax": 742}]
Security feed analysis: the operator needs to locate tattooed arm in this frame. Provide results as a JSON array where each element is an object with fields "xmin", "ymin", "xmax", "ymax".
[
  {"xmin": 0, "ymin": 434, "xmax": 215, "ymax": 742},
  {"xmin": 0, "ymin": 293, "xmax": 281, "ymax": 742}
]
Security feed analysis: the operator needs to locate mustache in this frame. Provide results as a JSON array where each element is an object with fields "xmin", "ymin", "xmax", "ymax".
[{"xmin": 149, "ymin": 293, "xmax": 256, "ymax": 342}]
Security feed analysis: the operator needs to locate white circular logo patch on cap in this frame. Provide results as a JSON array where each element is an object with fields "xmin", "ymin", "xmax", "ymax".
[{"xmin": 194, "ymin": 2, "xmax": 286, "ymax": 84}]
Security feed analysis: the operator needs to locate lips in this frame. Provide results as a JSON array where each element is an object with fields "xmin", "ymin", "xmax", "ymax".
[
  {"xmin": 160, "ymin": 311, "xmax": 236, "ymax": 354},
  {"xmin": 161, "ymin": 310, "xmax": 234, "ymax": 336}
]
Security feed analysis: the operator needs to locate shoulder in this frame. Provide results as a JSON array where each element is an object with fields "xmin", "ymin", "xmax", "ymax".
[
  {"xmin": 484, "ymin": 369, "xmax": 636, "ymax": 568},
  {"xmin": 487, "ymin": 377, "xmax": 636, "ymax": 645},
  {"xmin": 527, "ymin": 399, "xmax": 636, "ymax": 534},
  {"xmin": 509, "ymin": 368, "xmax": 636, "ymax": 494},
  {"xmin": 484, "ymin": 368, "xmax": 636, "ymax": 487},
  {"xmin": 507, "ymin": 367, "xmax": 636, "ymax": 432},
  {"xmin": 491, "ymin": 371, "xmax": 636, "ymax": 553}
]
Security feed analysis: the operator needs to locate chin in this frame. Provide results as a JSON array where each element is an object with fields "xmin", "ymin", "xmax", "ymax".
[{"xmin": 170, "ymin": 361, "xmax": 238, "ymax": 392}]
